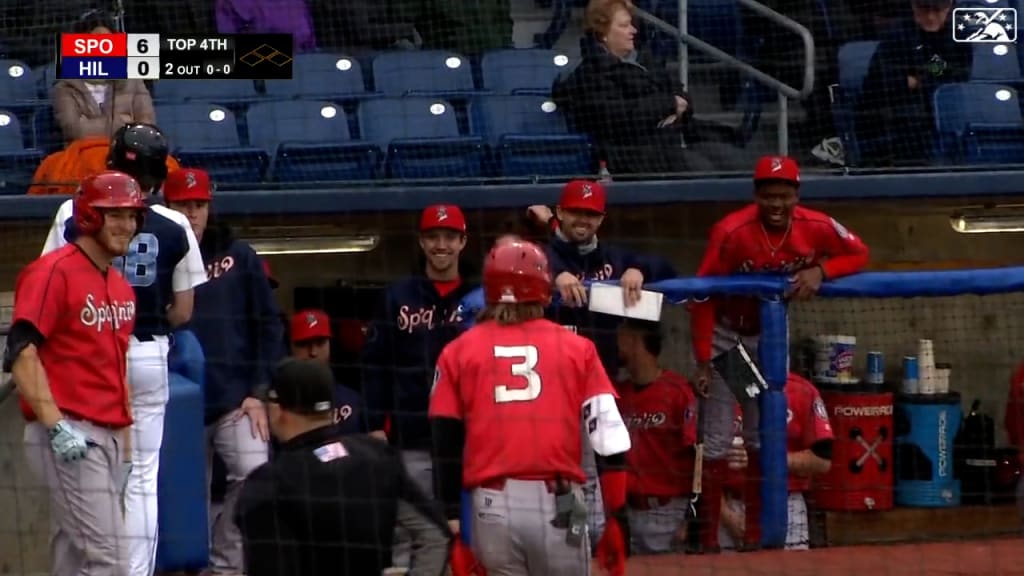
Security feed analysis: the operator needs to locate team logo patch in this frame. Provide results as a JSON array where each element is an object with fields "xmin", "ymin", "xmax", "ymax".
[
  {"xmin": 436, "ymin": 205, "xmax": 448, "ymax": 221},
  {"xmin": 306, "ymin": 313, "xmax": 318, "ymax": 328},
  {"xmin": 786, "ymin": 409, "xmax": 794, "ymax": 424},
  {"xmin": 431, "ymin": 367, "xmax": 441, "ymax": 395},
  {"xmin": 185, "ymin": 171, "xmax": 197, "ymax": 188},
  {"xmin": 771, "ymin": 157, "xmax": 783, "ymax": 172},
  {"xmin": 313, "ymin": 442, "xmax": 348, "ymax": 462},
  {"xmin": 581, "ymin": 183, "xmax": 593, "ymax": 198},
  {"xmin": 684, "ymin": 407, "xmax": 695, "ymax": 421},
  {"xmin": 830, "ymin": 218, "xmax": 852, "ymax": 239},
  {"xmin": 813, "ymin": 397, "xmax": 829, "ymax": 421}
]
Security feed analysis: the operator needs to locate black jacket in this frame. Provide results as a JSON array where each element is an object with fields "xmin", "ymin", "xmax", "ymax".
[
  {"xmin": 235, "ymin": 427, "xmax": 451, "ymax": 576},
  {"xmin": 553, "ymin": 34, "xmax": 695, "ymax": 174}
]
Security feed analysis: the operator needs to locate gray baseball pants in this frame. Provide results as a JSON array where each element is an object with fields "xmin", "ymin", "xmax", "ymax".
[
  {"xmin": 627, "ymin": 496, "xmax": 690, "ymax": 554},
  {"xmin": 206, "ymin": 409, "xmax": 269, "ymax": 574},
  {"xmin": 24, "ymin": 420, "xmax": 131, "ymax": 576},
  {"xmin": 471, "ymin": 479, "xmax": 591, "ymax": 576},
  {"xmin": 392, "ymin": 449, "xmax": 434, "ymax": 567},
  {"xmin": 702, "ymin": 325, "xmax": 762, "ymax": 459}
]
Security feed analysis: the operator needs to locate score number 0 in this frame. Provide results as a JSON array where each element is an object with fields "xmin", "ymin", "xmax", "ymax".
[{"xmin": 127, "ymin": 34, "xmax": 161, "ymax": 80}]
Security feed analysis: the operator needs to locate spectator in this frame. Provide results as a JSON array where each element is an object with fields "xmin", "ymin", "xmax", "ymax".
[
  {"xmin": 289, "ymin": 309, "xmax": 367, "ymax": 436},
  {"xmin": 215, "ymin": 0, "xmax": 317, "ymax": 52},
  {"xmin": 162, "ymin": 168, "xmax": 285, "ymax": 575},
  {"xmin": 855, "ymin": 0, "xmax": 971, "ymax": 166},
  {"xmin": 553, "ymin": 0, "xmax": 743, "ymax": 175},
  {"xmin": 53, "ymin": 10, "xmax": 156, "ymax": 143},
  {"xmin": 311, "ymin": 0, "xmax": 421, "ymax": 54}
]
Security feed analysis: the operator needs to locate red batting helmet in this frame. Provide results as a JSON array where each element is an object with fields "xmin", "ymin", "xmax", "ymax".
[
  {"xmin": 483, "ymin": 239, "xmax": 552, "ymax": 305},
  {"xmin": 753, "ymin": 155, "xmax": 800, "ymax": 187},
  {"xmin": 74, "ymin": 170, "xmax": 147, "ymax": 236}
]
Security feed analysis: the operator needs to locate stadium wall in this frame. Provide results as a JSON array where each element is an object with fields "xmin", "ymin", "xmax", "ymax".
[{"xmin": 2, "ymin": 188, "xmax": 1024, "ymax": 571}]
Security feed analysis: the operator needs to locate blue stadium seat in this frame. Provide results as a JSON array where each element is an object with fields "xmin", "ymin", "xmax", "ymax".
[
  {"xmin": 155, "ymin": 103, "xmax": 266, "ymax": 183},
  {"xmin": 834, "ymin": 41, "xmax": 880, "ymax": 166},
  {"xmin": 480, "ymin": 49, "xmax": 573, "ymax": 95},
  {"xmin": 358, "ymin": 97, "xmax": 484, "ymax": 179},
  {"xmin": 264, "ymin": 53, "xmax": 369, "ymax": 100},
  {"xmin": 153, "ymin": 79, "xmax": 259, "ymax": 104},
  {"xmin": 471, "ymin": 95, "xmax": 591, "ymax": 177},
  {"xmin": 0, "ymin": 60, "xmax": 40, "ymax": 112},
  {"xmin": 0, "ymin": 109, "xmax": 44, "ymax": 194},
  {"xmin": 934, "ymin": 83, "xmax": 1024, "ymax": 164},
  {"xmin": 638, "ymin": 0, "xmax": 740, "ymax": 63},
  {"xmin": 36, "ymin": 62, "xmax": 57, "ymax": 99},
  {"xmin": 246, "ymin": 100, "xmax": 376, "ymax": 182},
  {"xmin": 971, "ymin": 43, "xmax": 1022, "ymax": 82},
  {"xmin": 371, "ymin": 51, "xmax": 477, "ymax": 97}
]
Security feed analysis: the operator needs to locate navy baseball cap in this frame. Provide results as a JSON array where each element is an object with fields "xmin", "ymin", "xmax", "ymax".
[{"xmin": 264, "ymin": 359, "xmax": 334, "ymax": 415}]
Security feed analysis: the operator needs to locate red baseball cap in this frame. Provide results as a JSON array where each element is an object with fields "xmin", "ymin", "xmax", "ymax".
[
  {"xmin": 163, "ymin": 168, "xmax": 213, "ymax": 202},
  {"xmin": 290, "ymin": 309, "xmax": 331, "ymax": 342},
  {"xmin": 420, "ymin": 204, "xmax": 466, "ymax": 233},
  {"xmin": 558, "ymin": 180, "xmax": 606, "ymax": 214},
  {"xmin": 262, "ymin": 259, "xmax": 279, "ymax": 289},
  {"xmin": 753, "ymin": 155, "xmax": 800, "ymax": 186}
]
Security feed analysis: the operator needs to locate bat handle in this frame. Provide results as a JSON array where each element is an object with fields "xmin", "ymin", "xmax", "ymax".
[{"xmin": 692, "ymin": 443, "xmax": 704, "ymax": 495}]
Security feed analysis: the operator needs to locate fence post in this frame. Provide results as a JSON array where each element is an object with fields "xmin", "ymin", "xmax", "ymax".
[{"xmin": 758, "ymin": 297, "xmax": 789, "ymax": 548}]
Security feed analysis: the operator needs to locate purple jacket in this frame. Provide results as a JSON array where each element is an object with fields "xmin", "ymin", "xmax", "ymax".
[{"xmin": 215, "ymin": 0, "xmax": 317, "ymax": 52}]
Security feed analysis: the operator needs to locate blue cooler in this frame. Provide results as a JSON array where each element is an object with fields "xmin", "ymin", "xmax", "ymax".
[
  {"xmin": 156, "ymin": 332, "xmax": 210, "ymax": 572},
  {"xmin": 894, "ymin": 392, "xmax": 962, "ymax": 507}
]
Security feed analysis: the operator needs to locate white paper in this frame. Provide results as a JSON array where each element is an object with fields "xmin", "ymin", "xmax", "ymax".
[{"xmin": 587, "ymin": 283, "xmax": 664, "ymax": 322}]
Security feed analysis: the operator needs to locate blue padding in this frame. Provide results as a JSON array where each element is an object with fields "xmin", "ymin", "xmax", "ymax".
[
  {"xmin": 758, "ymin": 299, "xmax": 789, "ymax": 549},
  {"xmin": 168, "ymin": 329, "xmax": 205, "ymax": 390},
  {"xmin": 817, "ymin": 267, "xmax": 1024, "ymax": 298},
  {"xmin": 461, "ymin": 491, "xmax": 472, "ymax": 545}
]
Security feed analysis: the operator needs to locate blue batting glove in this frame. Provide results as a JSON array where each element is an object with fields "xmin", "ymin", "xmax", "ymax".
[{"xmin": 48, "ymin": 420, "xmax": 91, "ymax": 463}]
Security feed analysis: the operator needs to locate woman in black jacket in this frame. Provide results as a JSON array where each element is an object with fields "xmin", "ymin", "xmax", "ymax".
[{"xmin": 553, "ymin": 0, "xmax": 741, "ymax": 175}]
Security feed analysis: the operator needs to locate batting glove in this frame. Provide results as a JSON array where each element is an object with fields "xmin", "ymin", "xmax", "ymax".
[
  {"xmin": 449, "ymin": 538, "xmax": 487, "ymax": 576},
  {"xmin": 596, "ymin": 516, "xmax": 628, "ymax": 576},
  {"xmin": 48, "ymin": 420, "xmax": 91, "ymax": 463}
]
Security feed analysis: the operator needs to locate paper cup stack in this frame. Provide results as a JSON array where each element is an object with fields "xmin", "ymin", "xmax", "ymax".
[
  {"xmin": 918, "ymin": 339, "xmax": 937, "ymax": 394},
  {"xmin": 935, "ymin": 363, "xmax": 952, "ymax": 394}
]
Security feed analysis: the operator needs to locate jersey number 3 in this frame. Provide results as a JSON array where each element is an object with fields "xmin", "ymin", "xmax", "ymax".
[
  {"xmin": 494, "ymin": 345, "xmax": 541, "ymax": 403},
  {"xmin": 114, "ymin": 232, "xmax": 160, "ymax": 287}
]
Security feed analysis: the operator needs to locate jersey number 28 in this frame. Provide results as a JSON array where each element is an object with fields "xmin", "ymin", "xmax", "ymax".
[
  {"xmin": 113, "ymin": 232, "xmax": 160, "ymax": 288},
  {"xmin": 494, "ymin": 345, "xmax": 541, "ymax": 403}
]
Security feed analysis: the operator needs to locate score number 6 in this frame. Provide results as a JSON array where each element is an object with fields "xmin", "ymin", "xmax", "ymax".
[{"xmin": 494, "ymin": 345, "xmax": 541, "ymax": 403}]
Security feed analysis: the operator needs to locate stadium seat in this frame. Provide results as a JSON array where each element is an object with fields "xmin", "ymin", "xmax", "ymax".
[
  {"xmin": 371, "ymin": 51, "xmax": 477, "ymax": 97},
  {"xmin": 971, "ymin": 43, "xmax": 1022, "ymax": 82},
  {"xmin": 246, "ymin": 100, "xmax": 376, "ymax": 182},
  {"xmin": 933, "ymin": 83, "xmax": 1024, "ymax": 164},
  {"xmin": 470, "ymin": 95, "xmax": 591, "ymax": 177},
  {"xmin": 0, "ymin": 59, "xmax": 40, "ymax": 112},
  {"xmin": 480, "ymin": 49, "xmax": 573, "ymax": 95},
  {"xmin": 358, "ymin": 97, "xmax": 484, "ymax": 179},
  {"xmin": 0, "ymin": 109, "xmax": 44, "ymax": 194},
  {"xmin": 264, "ymin": 53, "xmax": 370, "ymax": 100},
  {"xmin": 152, "ymin": 79, "xmax": 259, "ymax": 104},
  {"xmin": 834, "ymin": 41, "xmax": 880, "ymax": 166},
  {"xmin": 638, "ymin": 0, "xmax": 740, "ymax": 63},
  {"xmin": 154, "ymin": 103, "xmax": 266, "ymax": 183},
  {"xmin": 35, "ymin": 62, "xmax": 57, "ymax": 98}
]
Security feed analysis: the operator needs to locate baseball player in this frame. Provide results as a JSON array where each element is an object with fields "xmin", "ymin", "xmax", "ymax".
[
  {"xmin": 289, "ymin": 309, "xmax": 366, "ymax": 435},
  {"xmin": 430, "ymin": 239, "xmax": 632, "ymax": 576},
  {"xmin": 719, "ymin": 373, "xmax": 834, "ymax": 550},
  {"xmin": 5, "ymin": 171, "xmax": 146, "ymax": 576},
  {"xmin": 615, "ymin": 319, "xmax": 698, "ymax": 554},
  {"xmin": 361, "ymin": 204, "xmax": 476, "ymax": 565},
  {"xmin": 40, "ymin": 124, "xmax": 207, "ymax": 576},
  {"xmin": 162, "ymin": 168, "xmax": 285, "ymax": 574},
  {"xmin": 690, "ymin": 155, "xmax": 868, "ymax": 552},
  {"xmin": 234, "ymin": 359, "xmax": 451, "ymax": 576}
]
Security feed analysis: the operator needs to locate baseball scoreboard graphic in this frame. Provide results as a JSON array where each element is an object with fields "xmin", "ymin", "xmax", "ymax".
[{"xmin": 58, "ymin": 33, "xmax": 294, "ymax": 80}]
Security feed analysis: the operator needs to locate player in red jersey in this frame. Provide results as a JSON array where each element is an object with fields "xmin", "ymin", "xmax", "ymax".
[
  {"xmin": 690, "ymin": 155, "xmax": 867, "ymax": 552},
  {"xmin": 615, "ymin": 319, "xmax": 698, "ymax": 554},
  {"xmin": 430, "ymin": 239, "xmax": 633, "ymax": 576},
  {"xmin": 4, "ymin": 171, "xmax": 145, "ymax": 576},
  {"xmin": 719, "ymin": 373, "xmax": 833, "ymax": 550}
]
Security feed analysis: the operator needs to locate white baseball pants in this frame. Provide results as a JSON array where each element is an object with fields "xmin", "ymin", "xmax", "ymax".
[
  {"xmin": 718, "ymin": 492, "xmax": 809, "ymax": 550},
  {"xmin": 124, "ymin": 335, "xmax": 171, "ymax": 576}
]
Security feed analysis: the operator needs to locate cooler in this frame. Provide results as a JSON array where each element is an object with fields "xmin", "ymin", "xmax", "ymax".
[
  {"xmin": 813, "ymin": 388, "xmax": 895, "ymax": 511},
  {"xmin": 894, "ymin": 393, "xmax": 962, "ymax": 508},
  {"xmin": 155, "ymin": 372, "xmax": 210, "ymax": 572}
]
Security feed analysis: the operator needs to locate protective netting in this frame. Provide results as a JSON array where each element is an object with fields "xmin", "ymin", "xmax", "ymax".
[{"xmin": 1, "ymin": 0, "xmax": 1021, "ymax": 192}]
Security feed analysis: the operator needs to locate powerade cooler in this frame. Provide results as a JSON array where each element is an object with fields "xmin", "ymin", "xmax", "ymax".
[
  {"xmin": 894, "ymin": 392, "xmax": 962, "ymax": 507},
  {"xmin": 156, "ymin": 331, "xmax": 210, "ymax": 572}
]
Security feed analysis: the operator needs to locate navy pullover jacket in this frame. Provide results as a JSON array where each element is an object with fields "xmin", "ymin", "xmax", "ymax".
[
  {"xmin": 545, "ymin": 234, "xmax": 677, "ymax": 376},
  {"xmin": 189, "ymin": 220, "xmax": 285, "ymax": 423},
  {"xmin": 361, "ymin": 275, "xmax": 476, "ymax": 450}
]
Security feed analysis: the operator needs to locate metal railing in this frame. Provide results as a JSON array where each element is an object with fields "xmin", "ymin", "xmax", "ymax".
[{"xmin": 637, "ymin": 0, "xmax": 816, "ymax": 155}]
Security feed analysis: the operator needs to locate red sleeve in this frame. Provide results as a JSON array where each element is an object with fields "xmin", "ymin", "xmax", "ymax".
[
  {"xmin": 680, "ymin": 382, "xmax": 698, "ymax": 446},
  {"xmin": 1005, "ymin": 364, "xmax": 1024, "ymax": 447},
  {"xmin": 583, "ymin": 340, "xmax": 617, "ymax": 400},
  {"xmin": 428, "ymin": 343, "xmax": 463, "ymax": 420},
  {"xmin": 12, "ymin": 258, "xmax": 66, "ymax": 338},
  {"xmin": 803, "ymin": 387, "xmax": 834, "ymax": 447},
  {"xmin": 689, "ymin": 222, "xmax": 730, "ymax": 363},
  {"xmin": 815, "ymin": 215, "xmax": 869, "ymax": 279}
]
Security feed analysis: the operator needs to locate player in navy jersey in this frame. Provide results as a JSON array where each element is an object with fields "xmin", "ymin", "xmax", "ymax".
[{"xmin": 40, "ymin": 124, "xmax": 207, "ymax": 576}]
